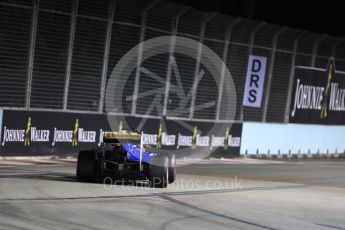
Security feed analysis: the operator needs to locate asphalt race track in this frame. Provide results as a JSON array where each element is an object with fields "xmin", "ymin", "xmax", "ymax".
[{"xmin": 0, "ymin": 159, "xmax": 345, "ymax": 230}]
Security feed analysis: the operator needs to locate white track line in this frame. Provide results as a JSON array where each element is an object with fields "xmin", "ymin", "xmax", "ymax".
[
  {"xmin": 0, "ymin": 158, "xmax": 285, "ymax": 167},
  {"xmin": 177, "ymin": 158, "xmax": 286, "ymax": 165},
  {"xmin": 0, "ymin": 159, "xmax": 76, "ymax": 166},
  {"xmin": 0, "ymin": 161, "xmax": 34, "ymax": 166}
]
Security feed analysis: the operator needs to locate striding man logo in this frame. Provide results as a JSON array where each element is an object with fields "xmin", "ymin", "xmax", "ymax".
[
  {"xmin": 72, "ymin": 118, "xmax": 79, "ymax": 146},
  {"xmin": 156, "ymin": 123, "xmax": 163, "ymax": 149},
  {"xmin": 24, "ymin": 117, "xmax": 31, "ymax": 146},
  {"xmin": 224, "ymin": 127, "xmax": 230, "ymax": 150},
  {"xmin": 191, "ymin": 126, "xmax": 197, "ymax": 150},
  {"xmin": 320, "ymin": 60, "xmax": 334, "ymax": 119}
]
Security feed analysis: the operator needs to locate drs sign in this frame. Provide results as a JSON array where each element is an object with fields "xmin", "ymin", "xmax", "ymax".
[{"xmin": 243, "ymin": 55, "xmax": 267, "ymax": 108}]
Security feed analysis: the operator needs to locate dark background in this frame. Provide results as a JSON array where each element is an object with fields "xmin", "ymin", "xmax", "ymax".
[{"xmin": 168, "ymin": 0, "xmax": 343, "ymax": 36}]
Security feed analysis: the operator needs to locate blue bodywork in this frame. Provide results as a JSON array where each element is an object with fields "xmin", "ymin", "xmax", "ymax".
[{"xmin": 123, "ymin": 143, "xmax": 153, "ymax": 164}]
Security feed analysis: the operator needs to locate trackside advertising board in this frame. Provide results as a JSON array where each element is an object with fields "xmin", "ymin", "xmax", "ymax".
[
  {"xmin": 0, "ymin": 110, "xmax": 242, "ymax": 157},
  {"xmin": 289, "ymin": 58, "xmax": 345, "ymax": 125}
]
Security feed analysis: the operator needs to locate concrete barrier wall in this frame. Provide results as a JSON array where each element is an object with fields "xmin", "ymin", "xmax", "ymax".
[{"xmin": 241, "ymin": 122, "xmax": 345, "ymax": 155}]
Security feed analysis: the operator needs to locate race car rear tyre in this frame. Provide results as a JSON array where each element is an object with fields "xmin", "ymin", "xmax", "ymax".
[
  {"xmin": 167, "ymin": 153, "xmax": 176, "ymax": 184},
  {"xmin": 77, "ymin": 150, "xmax": 96, "ymax": 182},
  {"xmin": 149, "ymin": 156, "xmax": 169, "ymax": 188}
]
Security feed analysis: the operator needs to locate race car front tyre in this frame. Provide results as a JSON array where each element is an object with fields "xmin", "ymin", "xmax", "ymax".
[
  {"xmin": 149, "ymin": 156, "xmax": 169, "ymax": 188},
  {"xmin": 167, "ymin": 153, "xmax": 176, "ymax": 184},
  {"xmin": 77, "ymin": 150, "xmax": 96, "ymax": 182}
]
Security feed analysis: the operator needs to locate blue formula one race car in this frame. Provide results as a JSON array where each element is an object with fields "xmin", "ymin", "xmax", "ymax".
[{"xmin": 76, "ymin": 131, "xmax": 176, "ymax": 188}]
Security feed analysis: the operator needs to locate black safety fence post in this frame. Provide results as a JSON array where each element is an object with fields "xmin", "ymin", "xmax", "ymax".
[
  {"xmin": 332, "ymin": 38, "xmax": 345, "ymax": 57},
  {"xmin": 131, "ymin": 0, "xmax": 160, "ymax": 116},
  {"xmin": 262, "ymin": 27, "xmax": 287, "ymax": 122},
  {"xmin": 98, "ymin": 0, "xmax": 117, "ymax": 113},
  {"xmin": 311, "ymin": 34, "xmax": 327, "ymax": 67},
  {"xmin": 284, "ymin": 31, "xmax": 306, "ymax": 123},
  {"xmin": 26, "ymin": 0, "xmax": 39, "ymax": 109},
  {"xmin": 162, "ymin": 6, "xmax": 191, "ymax": 117},
  {"xmin": 189, "ymin": 12, "xmax": 217, "ymax": 120},
  {"xmin": 63, "ymin": 0, "xmax": 78, "ymax": 111},
  {"xmin": 215, "ymin": 18, "xmax": 241, "ymax": 121}
]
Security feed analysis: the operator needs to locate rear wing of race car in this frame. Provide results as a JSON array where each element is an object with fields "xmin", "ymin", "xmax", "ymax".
[
  {"xmin": 103, "ymin": 131, "xmax": 145, "ymax": 170},
  {"xmin": 103, "ymin": 131, "xmax": 141, "ymax": 144}
]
